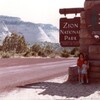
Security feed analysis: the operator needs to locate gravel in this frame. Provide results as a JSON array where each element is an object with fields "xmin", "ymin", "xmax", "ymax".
[{"xmin": 0, "ymin": 75, "xmax": 100, "ymax": 100}]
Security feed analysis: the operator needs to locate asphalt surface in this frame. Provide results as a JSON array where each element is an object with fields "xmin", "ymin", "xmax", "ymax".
[{"xmin": 0, "ymin": 58, "xmax": 77, "ymax": 91}]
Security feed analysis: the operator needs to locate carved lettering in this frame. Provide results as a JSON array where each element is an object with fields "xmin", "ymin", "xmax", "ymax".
[
  {"xmin": 64, "ymin": 36, "xmax": 77, "ymax": 41},
  {"xmin": 63, "ymin": 22, "xmax": 79, "ymax": 29},
  {"xmin": 60, "ymin": 30, "xmax": 79, "ymax": 34}
]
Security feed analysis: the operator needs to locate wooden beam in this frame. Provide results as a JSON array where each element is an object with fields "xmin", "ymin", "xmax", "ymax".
[{"xmin": 59, "ymin": 8, "xmax": 84, "ymax": 15}]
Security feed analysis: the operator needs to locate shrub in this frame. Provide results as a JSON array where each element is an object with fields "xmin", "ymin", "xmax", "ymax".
[
  {"xmin": 60, "ymin": 49, "xmax": 70, "ymax": 58},
  {"xmin": 49, "ymin": 54, "xmax": 56, "ymax": 58},
  {"xmin": 71, "ymin": 47, "xmax": 80, "ymax": 55},
  {"xmin": 74, "ymin": 50, "xmax": 80, "ymax": 57},
  {"xmin": 1, "ymin": 52, "xmax": 10, "ymax": 58},
  {"xmin": 31, "ymin": 44, "xmax": 42, "ymax": 53},
  {"xmin": 23, "ymin": 51, "xmax": 30, "ymax": 57},
  {"xmin": 38, "ymin": 50, "xmax": 46, "ymax": 57}
]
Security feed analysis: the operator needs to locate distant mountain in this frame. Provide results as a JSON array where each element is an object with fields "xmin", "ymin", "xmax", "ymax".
[
  {"xmin": 0, "ymin": 21, "xmax": 11, "ymax": 45},
  {"xmin": 0, "ymin": 16, "xmax": 59, "ymax": 45}
]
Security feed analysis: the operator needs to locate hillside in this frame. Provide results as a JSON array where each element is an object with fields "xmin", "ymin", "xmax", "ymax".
[{"xmin": 0, "ymin": 16, "xmax": 59, "ymax": 45}]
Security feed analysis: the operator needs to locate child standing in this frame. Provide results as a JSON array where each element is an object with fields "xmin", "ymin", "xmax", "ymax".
[{"xmin": 81, "ymin": 60, "xmax": 89, "ymax": 84}]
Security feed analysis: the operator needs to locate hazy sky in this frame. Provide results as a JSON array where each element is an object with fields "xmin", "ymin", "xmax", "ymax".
[{"xmin": 0, "ymin": 0, "xmax": 85, "ymax": 28}]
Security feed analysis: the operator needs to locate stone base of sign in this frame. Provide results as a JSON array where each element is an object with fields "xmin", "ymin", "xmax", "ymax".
[
  {"xmin": 84, "ymin": 1, "xmax": 100, "ymax": 10},
  {"xmin": 79, "ymin": 30, "xmax": 92, "ymax": 38},
  {"xmin": 80, "ymin": 0, "xmax": 100, "ymax": 82},
  {"xmin": 80, "ymin": 45, "xmax": 88, "ymax": 53},
  {"xmin": 89, "ymin": 45, "xmax": 100, "ymax": 82},
  {"xmin": 89, "ymin": 45, "xmax": 100, "ymax": 54},
  {"xmin": 89, "ymin": 60, "xmax": 100, "ymax": 82},
  {"xmin": 90, "ymin": 60, "xmax": 100, "ymax": 67},
  {"xmin": 89, "ymin": 72, "xmax": 100, "ymax": 82},
  {"xmin": 80, "ymin": 38, "xmax": 96, "ymax": 45},
  {"xmin": 90, "ymin": 66, "xmax": 100, "ymax": 72}
]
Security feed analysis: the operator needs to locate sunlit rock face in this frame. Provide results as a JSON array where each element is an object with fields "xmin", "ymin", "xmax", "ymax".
[
  {"xmin": 0, "ymin": 21, "xmax": 11, "ymax": 45},
  {"xmin": 0, "ymin": 16, "xmax": 59, "ymax": 45}
]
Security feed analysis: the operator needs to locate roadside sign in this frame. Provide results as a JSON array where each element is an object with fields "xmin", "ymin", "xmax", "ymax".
[{"xmin": 59, "ymin": 17, "xmax": 80, "ymax": 47}]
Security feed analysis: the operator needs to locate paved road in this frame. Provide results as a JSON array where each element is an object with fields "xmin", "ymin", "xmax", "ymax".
[{"xmin": 0, "ymin": 58, "xmax": 77, "ymax": 91}]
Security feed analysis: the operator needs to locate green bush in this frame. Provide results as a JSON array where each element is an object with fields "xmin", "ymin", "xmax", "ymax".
[
  {"xmin": 23, "ymin": 51, "xmax": 30, "ymax": 57},
  {"xmin": 31, "ymin": 44, "xmax": 42, "ymax": 53},
  {"xmin": 31, "ymin": 44, "xmax": 54, "ymax": 57},
  {"xmin": 60, "ymin": 49, "xmax": 70, "ymax": 58},
  {"xmin": 49, "ymin": 54, "xmax": 56, "ymax": 58},
  {"xmin": 71, "ymin": 47, "xmax": 80, "ymax": 55},
  {"xmin": 74, "ymin": 51, "xmax": 80, "ymax": 57},
  {"xmin": 38, "ymin": 50, "xmax": 46, "ymax": 57},
  {"xmin": 1, "ymin": 52, "xmax": 10, "ymax": 58},
  {"xmin": 2, "ymin": 33, "xmax": 28, "ymax": 53}
]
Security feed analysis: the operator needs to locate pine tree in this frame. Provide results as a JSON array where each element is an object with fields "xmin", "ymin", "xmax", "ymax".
[{"xmin": 2, "ymin": 33, "xmax": 28, "ymax": 53}]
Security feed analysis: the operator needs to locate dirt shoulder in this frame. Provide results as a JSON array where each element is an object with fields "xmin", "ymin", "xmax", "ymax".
[{"xmin": 0, "ymin": 75, "xmax": 100, "ymax": 100}]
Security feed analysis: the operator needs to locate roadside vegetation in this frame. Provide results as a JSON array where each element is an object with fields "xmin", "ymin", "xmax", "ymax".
[{"xmin": 0, "ymin": 33, "xmax": 80, "ymax": 58}]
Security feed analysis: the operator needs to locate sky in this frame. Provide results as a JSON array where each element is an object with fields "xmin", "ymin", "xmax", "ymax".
[{"xmin": 0, "ymin": 0, "xmax": 85, "ymax": 28}]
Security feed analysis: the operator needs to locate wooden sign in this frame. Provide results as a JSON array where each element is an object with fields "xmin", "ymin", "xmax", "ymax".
[{"xmin": 59, "ymin": 17, "xmax": 80, "ymax": 47}]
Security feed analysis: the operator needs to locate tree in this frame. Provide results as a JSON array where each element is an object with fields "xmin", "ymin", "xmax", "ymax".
[
  {"xmin": 2, "ymin": 33, "xmax": 28, "ymax": 53},
  {"xmin": 31, "ymin": 43, "xmax": 54, "ymax": 57},
  {"xmin": 31, "ymin": 44, "xmax": 42, "ymax": 53},
  {"xmin": 43, "ymin": 44, "xmax": 53, "ymax": 56}
]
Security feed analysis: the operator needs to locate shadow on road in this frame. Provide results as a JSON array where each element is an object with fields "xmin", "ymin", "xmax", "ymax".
[{"xmin": 18, "ymin": 81, "xmax": 100, "ymax": 98}]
